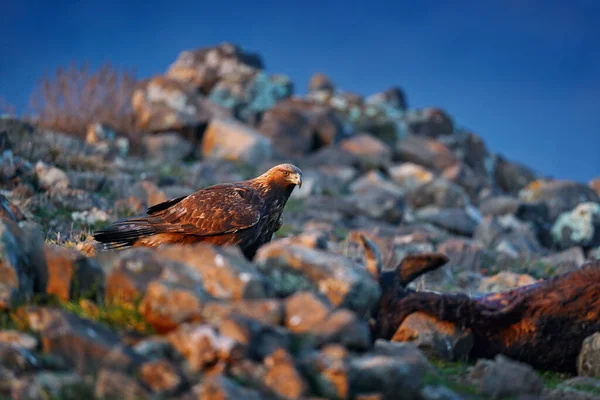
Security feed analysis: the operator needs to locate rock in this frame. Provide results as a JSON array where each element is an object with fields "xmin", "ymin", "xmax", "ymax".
[
  {"xmin": 347, "ymin": 171, "xmax": 406, "ymax": 224},
  {"xmin": 552, "ymin": 202, "xmax": 600, "ymax": 250},
  {"xmin": 308, "ymin": 73, "xmax": 335, "ymax": 94},
  {"xmin": 420, "ymin": 385, "xmax": 462, "ymax": 400},
  {"xmin": 415, "ymin": 207, "xmax": 480, "ymax": 237},
  {"xmin": 468, "ymin": 354, "xmax": 544, "ymax": 399},
  {"xmin": 139, "ymin": 267, "xmax": 211, "ymax": 334},
  {"xmin": 365, "ymin": 87, "xmax": 408, "ymax": 112},
  {"xmin": 551, "ymin": 377, "xmax": 600, "ymax": 400},
  {"xmin": 474, "ymin": 215, "xmax": 543, "ymax": 257},
  {"xmin": 156, "ymin": 243, "xmax": 266, "ymax": 300},
  {"xmin": 388, "ymin": 162, "xmax": 434, "ymax": 191},
  {"xmin": 407, "ymin": 178, "xmax": 470, "ymax": 209},
  {"xmin": 339, "ymin": 133, "xmax": 392, "ymax": 169},
  {"xmin": 125, "ymin": 180, "xmax": 169, "ymax": 210},
  {"xmin": 166, "ymin": 42, "xmax": 264, "ymax": 94},
  {"xmin": 284, "ymin": 291, "xmax": 370, "ymax": 349},
  {"xmin": 0, "ymin": 330, "xmax": 38, "ymax": 351},
  {"xmin": 209, "ymin": 71, "xmax": 293, "ymax": 122},
  {"xmin": 419, "ymin": 238, "xmax": 487, "ymax": 292},
  {"xmin": 0, "ymin": 342, "xmax": 48, "ymax": 374},
  {"xmin": 449, "ymin": 131, "xmax": 492, "ymax": 178},
  {"xmin": 43, "ymin": 245, "xmax": 104, "ymax": 301},
  {"xmin": 22, "ymin": 308, "xmax": 146, "ymax": 375},
  {"xmin": 404, "ymin": 108, "xmax": 453, "ymax": 138},
  {"xmin": 478, "ymin": 271, "xmax": 537, "ymax": 293},
  {"xmin": 201, "ymin": 118, "xmax": 272, "ymax": 166},
  {"xmin": 201, "ymin": 299, "xmax": 284, "ymax": 327},
  {"xmin": 311, "ymin": 89, "xmax": 403, "ymax": 147},
  {"xmin": 85, "ymin": 122, "xmax": 129, "ymax": 159},
  {"xmin": 538, "ymin": 246, "xmax": 586, "ymax": 275},
  {"xmin": 0, "ymin": 150, "xmax": 32, "ymax": 185},
  {"xmin": 349, "ymin": 187, "xmax": 405, "ymax": 224},
  {"xmin": 258, "ymin": 98, "xmax": 344, "ymax": 156},
  {"xmin": 11, "ymin": 372, "xmax": 91, "ymax": 400},
  {"xmin": 494, "ymin": 155, "xmax": 537, "ymax": 194},
  {"xmin": 300, "ymin": 345, "xmax": 350, "ymax": 399},
  {"xmin": 577, "ymin": 332, "xmax": 600, "ymax": 377},
  {"xmin": 0, "ymin": 218, "xmax": 46, "ymax": 310},
  {"xmin": 47, "ymin": 187, "xmax": 104, "ymax": 212},
  {"xmin": 590, "ymin": 178, "xmax": 600, "ymax": 197},
  {"xmin": 284, "ymin": 291, "xmax": 331, "ymax": 334},
  {"xmin": 263, "ymin": 348, "xmax": 308, "ymax": 399},
  {"xmin": 349, "ymin": 352, "xmax": 427, "ymax": 400},
  {"xmin": 254, "ymin": 240, "xmax": 381, "ymax": 316},
  {"xmin": 139, "ymin": 358, "xmax": 185, "ymax": 395},
  {"xmin": 95, "ymin": 368, "xmax": 152, "ymax": 400},
  {"xmin": 479, "ymin": 195, "xmax": 522, "ymax": 216},
  {"xmin": 391, "ymin": 312, "xmax": 473, "ymax": 361},
  {"xmin": 167, "ymin": 323, "xmax": 244, "ymax": 373},
  {"xmin": 372, "ymin": 340, "xmax": 433, "ymax": 372},
  {"xmin": 0, "ymin": 194, "xmax": 26, "ymax": 223},
  {"xmin": 442, "ymin": 162, "xmax": 486, "ymax": 199},
  {"xmin": 141, "ymin": 132, "xmax": 194, "ymax": 163},
  {"xmin": 104, "ymin": 248, "xmax": 171, "ymax": 306},
  {"xmin": 218, "ymin": 314, "xmax": 290, "ymax": 361},
  {"xmin": 395, "ymin": 135, "xmax": 458, "ymax": 172},
  {"xmin": 34, "ymin": 161, "xmax": 69, "ymax": 191},
  {"xmin": 519, "ymin": 179, "xmax": 600, "ymax": 222},
  {"xmin": 193, "ymin": 374, "xmax": 262, "ymax": 400},
  {"xmin": 132, "ymin": 75, "xmax": 230, "ymax": 134},
  {"xmin": 71, "ymin": 207, "xmax": 110, "ymax": 226}
]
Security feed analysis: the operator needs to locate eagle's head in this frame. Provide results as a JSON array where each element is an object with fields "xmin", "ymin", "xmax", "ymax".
[{"xmin": 260, "ymin": 163, "xmax": 303, "ymax": 192}]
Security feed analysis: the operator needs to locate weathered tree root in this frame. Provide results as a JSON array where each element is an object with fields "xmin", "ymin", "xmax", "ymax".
[{"xmin": 372, "ymin": 254, "xmax": 600, "ymax": 373}]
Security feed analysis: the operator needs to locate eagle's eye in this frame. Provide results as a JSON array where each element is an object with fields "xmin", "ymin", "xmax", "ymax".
[{"xmin": 282, "ymin": 171, "xmax": 290, "ymax": 177}]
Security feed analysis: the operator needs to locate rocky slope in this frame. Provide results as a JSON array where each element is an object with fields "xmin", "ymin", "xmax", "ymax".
[{"xmin": 0, "ymin": 42, "xmax": 599, "ymax": 399}]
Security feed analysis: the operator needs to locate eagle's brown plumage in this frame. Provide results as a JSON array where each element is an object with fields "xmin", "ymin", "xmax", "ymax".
[{"xmin": 93, "ymin": 163, "xmax": 303, "ymax": 259}]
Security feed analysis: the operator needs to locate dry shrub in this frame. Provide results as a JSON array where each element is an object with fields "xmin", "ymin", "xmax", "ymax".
[{"xmin": 29, "ymin": 61, "xmax": 141, "ymax": 141}]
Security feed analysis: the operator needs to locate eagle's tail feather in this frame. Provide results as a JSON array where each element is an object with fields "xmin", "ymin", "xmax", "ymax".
[{"xmin": 93, "ymin": 217, "xmax": 156, "ymax": 248}]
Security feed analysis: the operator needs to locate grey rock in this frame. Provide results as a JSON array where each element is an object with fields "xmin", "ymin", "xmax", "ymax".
[
  {"xmin": 395, "ymin": 135, "xmax": 458, "ymax": 172},
  {"xmin": 142, "ymin": 132, "xmax": 194, "ymax": 163},
  {"xmin": 254, "ymin": 239, "xmax": 381, "ymax": 316},
  {"xmin": 201, "ymin": 118, "xmax": 273, "ymax": 166},
  {"xmin": 552, "ymin": 202, "xmax": 600, "ymax": 250},
  {"xmin": 415, "ymin": 207, "xmax": 480, "ymax": 237},
  {"xmin": 519, "ymin": 179, "xmax": 600, "ymax": 222},
  {"xmin": 407, "ymin": 178, "xmax": 470, "ymax": 209},
  {"xmin": 392, "ymin": 312, "xmax": 473, "ymax": 362},
  {"xmin": 468, "ymin": 354, "xmax": 543, "ymax": 399},
  {"xmin": 12, "ymin": 372, "xmax": 92, "ymax": 400},
  {"xmin": 577, "ymin": 332, "xmax": 600, "ymax": 378}
]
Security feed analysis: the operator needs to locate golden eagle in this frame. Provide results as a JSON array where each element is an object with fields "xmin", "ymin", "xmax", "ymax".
[{"xmin": 93, "ymin": 163, "xmax": 303, "ymax": 259}]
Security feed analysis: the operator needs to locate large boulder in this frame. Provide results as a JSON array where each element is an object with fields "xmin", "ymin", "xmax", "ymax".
[
  {"xmin": 404, "ymin": 107, "xmax": 453, "ymax": 138},
  {"xmin": 131, "ymin": 76, "xmax": 230, "ymax": 134},
  {"xmin": 494, "ymin": 155, "xmax": 537, "ymax": 194},
  {"xmin": 519, "ymin": 179, "xmax": 600, "ymax": 222},
  {"xmin": 201, "ymin": 118, "xmax": 273, "ymax": 166},
  {"xmin": 254, "ymin": 239, "xmax": 381, "ymax": 316},
  {"xmin": 552, "ymin": 202, "xmax": 600, "ymax": 250},
  {"xmin": 0, "ymin": 219, "xmax": 47, "ymax": 310},
  {"xmin": 166, "ymin": 42, "xmax": 264, "ymax": 94},
  {"xmin": 258, "ymin": 98, "xmax": 345, "ymax": 156},
  {"xmin": 395, "ymin": 135, "xmax": 458, "ymax": 172},
  {"xmin": 209, "ymin": 71, "xmax": 293, "ymax": 123}
]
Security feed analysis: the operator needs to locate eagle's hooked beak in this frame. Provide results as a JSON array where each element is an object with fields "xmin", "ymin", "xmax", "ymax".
[{"xmin": 293, "ymin": 172, "xmax": 303, "ymax": 188}]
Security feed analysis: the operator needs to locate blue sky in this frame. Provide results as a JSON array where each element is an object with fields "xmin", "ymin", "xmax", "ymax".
[{"xmin": 1, "ymin": 0, "xmax": 599, "ymax": 182}]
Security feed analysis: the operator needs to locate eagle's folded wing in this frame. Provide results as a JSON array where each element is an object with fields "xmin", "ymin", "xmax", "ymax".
[{"xmin": 145, "ymin": 185, "xmax": 262, "ymax": 237}]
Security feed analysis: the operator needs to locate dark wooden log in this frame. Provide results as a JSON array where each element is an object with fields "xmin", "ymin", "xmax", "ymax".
[{"xmin": 372, "ymin": 254, "xmax": 600, "ymax": 373}]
